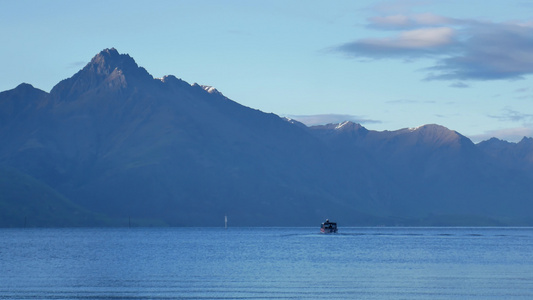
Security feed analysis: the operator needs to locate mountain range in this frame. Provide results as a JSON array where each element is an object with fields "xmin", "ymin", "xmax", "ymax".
[{"xmin": 1, "ymin": 48, "xmax": 532, "ymax": 227}]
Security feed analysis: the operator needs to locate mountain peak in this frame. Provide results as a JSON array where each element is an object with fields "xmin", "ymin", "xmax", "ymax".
[
  {"xmin": 50, "ymin": 48, "xmax": 153, "ymax": 100},
  {"xmin": 200, "ymin": 85, "xmax": 224, "ymax": 96},
  {"xmin": 408, "ymin": 124, "xmax": 448, "ymax": 132},
  {"xmin": 313, "ymin": 121, "xmax": 365, "ymax": 132},
  {"xmin": 407, "ymin": 124, "xmax": 456, "ymax": 136},
  {"xmin": 15, "ymin": 83, "xmax": 35, "ymax": 90},
  {"xmin": 334, "ymin": 121, "xmax": 364, "ymax": 131},
  {"xmin": 404, "ymin": 124, "xmax": 470, "ymax": 147},
  {"xmin": 519, "ymin": 136, "xmax": 533, "ymax": 146},
  {"xmin": 86, "ymin": 48, "xmax": 140, "ymax": 77},
  {"xmin": 92, "ymin": 48, "xmax": 120, "ymax": 62},
  {"xmin": 100, "ymin": 47, "xmax": 119, "ymax": 56},
  {"xmin": 481, "ymin": 137, "xmax": 510, "ymax": 145},
  {"xmin": 5, "ymin": 82, "xmax": 47, "ymax": 97}
]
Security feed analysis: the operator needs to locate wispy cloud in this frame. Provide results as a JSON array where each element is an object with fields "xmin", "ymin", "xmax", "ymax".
[
  {"xmin": 488, "ymin": 108, "xmax": 533, "ymax": 123},
  {"xmin": 386, "ymin": 99, "xmax": 418, "ymax": 104},
  {"xmin": 470, "ymin": 108, "xmax": 533, "ymax": 142},
  {"xmin": 386, "ymin": 98, "xmax": 436, "ymax": 104},
  {"xmin": 514, "ymin": 87, "xmax": 529, "ymax": 93},
  {"xmin": 449, "ymin": 82, "xmax": 469, "ymax": 88},
  {"xmin": 284, "ymin": 114, "xmax": 381, "ymax": 126},
  {"xmin": 68, "ymin": 61, "xmax": 87, "ymax": 69},
  {"xmin": 333, "ymin": 10, "xmax": 533, "ymax": 81},
  {"xmin": 513, "ymin": 87, "xmax": 533, "ymax": 99}
]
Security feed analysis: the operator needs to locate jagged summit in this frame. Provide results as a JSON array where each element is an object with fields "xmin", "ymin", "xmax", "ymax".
[
  {"xmin": 87, "ymin": 48, "xmax": 128, "ymax": 75},
  {"xmin": 311, "ymin": 121, "xmax": 366, "ymax": 132},
  {"xmin": 50, "ymin": 48, "xmax": 230, "ymax": 102},
  {"xmin": 479, "ymin": 137, "xmax": 510, "ymax": 146},
  {"xmin": 101, "ymin": 47, "xmax": 119, "ymax": 56},
  {"xmin": 159, "ymin": 75, "xmax": 181, "ymax": 84},
  {"xmin": 519, "ymin": 136, "xmax": 533, "ymax": 145},
  {"xmin": 94, "ymin": 47, "xmax": 120, "ymax": 60},
  {"xmin": 200, "ymin": 85, "xmax": 224, "ymax": 96},
  {"xmin": 84, "ymin": 48, "xmax": 151, "ymax": 80},
  {"xmin": 158, "ymin": 75, "xmax": 192, "ymax": 90},
  {"xmin": 50, "ymin": 48, "xmax": 153, "ymax": 100},
  {"xmin": 334, "ymin": 121, "xmax": 365, "ymax": 131}
]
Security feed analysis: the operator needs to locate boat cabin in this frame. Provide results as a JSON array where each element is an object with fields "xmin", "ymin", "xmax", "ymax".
[{"xmin": 320, "ymin": 219, "xmax": 338, "ymax": 233}]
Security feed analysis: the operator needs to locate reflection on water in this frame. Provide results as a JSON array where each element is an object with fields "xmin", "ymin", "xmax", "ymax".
[{"xmin": 1, "ymin": 227, "xmax": 532, "ymax": 299}]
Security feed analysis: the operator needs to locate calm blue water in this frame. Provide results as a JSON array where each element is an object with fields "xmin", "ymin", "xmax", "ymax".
[{"xmin": 1, "ymin": 227, "xmax": 532, "ymax": 299}]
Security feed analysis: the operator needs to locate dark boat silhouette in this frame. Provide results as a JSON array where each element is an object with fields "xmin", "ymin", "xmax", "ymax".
[{"xmin": 320, "ymin": 219, "xmax": 338, "ymax": 233}]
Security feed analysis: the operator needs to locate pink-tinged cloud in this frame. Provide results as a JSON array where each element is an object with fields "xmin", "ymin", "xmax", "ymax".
[
  {"xmin": 393, "ymin": 27, "xmax": 454, "ymax": 48},
  {"xmin": 369, "ymin": 13, "xmax": 455, "ymax": 28},
  {"xmin": 360, "ymin": 27, "xmax": 454, "ymax": 48},
  {"xmin": 337, "ymin": 27, "xmax": 456, "ymax": 58}
]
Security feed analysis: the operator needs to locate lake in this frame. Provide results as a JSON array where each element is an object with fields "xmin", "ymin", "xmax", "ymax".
[{"xmin": 1, "ymin": 227, "xmax": 532, "ymax": 299}]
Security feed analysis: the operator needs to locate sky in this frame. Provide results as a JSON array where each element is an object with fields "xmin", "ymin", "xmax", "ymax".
[{"xmin": 1, "ymin": 0, "xmax": 533, "ymax": 143}]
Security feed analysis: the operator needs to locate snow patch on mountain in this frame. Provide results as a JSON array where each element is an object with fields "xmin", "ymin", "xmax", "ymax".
[
  {"xmin": 200, "ymin": 85, "xmax": 222, "ymax": 95},
  {"xmin": 335, "ymin": 121, "xmax": 351, "ymax": 130}
]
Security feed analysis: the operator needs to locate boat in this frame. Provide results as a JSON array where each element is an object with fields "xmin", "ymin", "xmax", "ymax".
[{"xmin": 320, "ymin": 219, "xmax": 338, "ymax": 233}]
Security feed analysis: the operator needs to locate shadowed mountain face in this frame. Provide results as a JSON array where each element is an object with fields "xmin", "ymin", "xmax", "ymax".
[
  {"xmin": 1, "ymin": 48, "xmax": 533, "ymax": 227},
  {"xmin": 478, "ymin": 137, "xmax": 533, "ymax": 173}
]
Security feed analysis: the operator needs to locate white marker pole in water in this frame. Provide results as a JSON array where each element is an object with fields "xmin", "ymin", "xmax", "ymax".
[{"xmin": 225, "ymin": 215, "xmax": 228, "ymax": 229}]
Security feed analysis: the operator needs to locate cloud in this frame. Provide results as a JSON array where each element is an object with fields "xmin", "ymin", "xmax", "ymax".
[
  {"xmin": 514, "ymin": 87, "xmax": 529, "ymax": 93},
  {"xmin": 334, "ymin": 13, "xmax": 533, "ymax": 81},
  {"xmin": 449, "ymin": 82, "xmax": 469, "ymax": 88},
  {"xmin": 386, "ymin": 99, "xmax": 418, "ymax": 104},
  {"xmin": 369, "ymin": 13, "xmax": 455, "ymax": 29},
  {"xmin": 513, "ymin": 87, "xmax": 533, "ymax": 99},
  {"xmin": 386, "ymin": 98, "xmax": 436, "ymax": 104},
  {"xmin": 68, "ymin": 61, "xmax": 87, "ymax": 69},
  {"xmin": 488, "ymin": 108, "xmax": 533, "ymax": 123},
  {"xmin": 469, "ymin": 108, "xmax": 533, "ymax": 142},
  {"xmin": 426, "ymin": 23, "xmax": 533, "ymax": 80},
  {"xmin": 337, "ymin": 27, "xmax": 456, "ymax": 58},
  {"xmin": 284, "ymin": 114, "xmax": 381, "ymax": 126},
  {"xmin": 371, "ymin": 0, "xmax": 432, "ymax": 14}
]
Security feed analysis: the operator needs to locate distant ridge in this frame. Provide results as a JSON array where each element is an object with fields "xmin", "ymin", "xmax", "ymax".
[{"xmin": 1, "ymin": 48, "xmax": 533, "ymax": 227}]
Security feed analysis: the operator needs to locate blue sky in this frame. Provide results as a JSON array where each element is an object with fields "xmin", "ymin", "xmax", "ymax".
[{"xmin": 2, "ymin": 0, "xmax": 533, "ymax": 142}]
